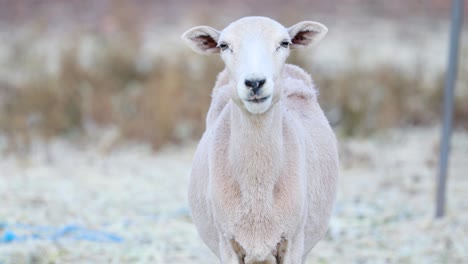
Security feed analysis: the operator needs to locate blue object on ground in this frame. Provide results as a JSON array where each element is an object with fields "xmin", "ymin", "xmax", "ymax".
[
  {"xmin": 54, "ymin": 225, "xmax": 123, "ymax": 242},
  {"xmin": 0, "ymin": 223, "xmax": 123, "ymax": 244},
  {"xmin": 2, "ymin": 231, "xmax": 19, "ymax": 243}
]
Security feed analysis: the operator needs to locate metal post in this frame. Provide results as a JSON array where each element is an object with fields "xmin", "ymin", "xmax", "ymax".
[{"xmin": 436, "ymin": 0, "xmax": 464, "ymax": 218}]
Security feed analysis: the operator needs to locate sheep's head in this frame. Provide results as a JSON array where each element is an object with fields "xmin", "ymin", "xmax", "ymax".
[{"xmin": 182, "ymin": 16, "xmax": 327, "ymax": 114}]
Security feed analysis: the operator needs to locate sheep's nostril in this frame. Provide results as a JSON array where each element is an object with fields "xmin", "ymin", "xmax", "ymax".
[
  {"xmin": 244, "ymin": 79, "xmax": 266, "ymax": 95},
  {"xmin": 258, "ymin": 79, "xmax": 266, "ymax": 87}
]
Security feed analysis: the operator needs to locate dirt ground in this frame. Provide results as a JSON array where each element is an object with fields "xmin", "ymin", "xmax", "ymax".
[{"xmin": 0, "ymin": 127, "xmax": 467, "ymax": 264}]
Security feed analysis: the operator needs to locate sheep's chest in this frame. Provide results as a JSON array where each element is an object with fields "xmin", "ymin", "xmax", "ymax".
[
  {"xmin": 209, "ymin": 159, "xmax": 306, "ymax": 259},
  {"xmin": 208, "ymin": 120, "xmax": 306, "ymax": 253}
]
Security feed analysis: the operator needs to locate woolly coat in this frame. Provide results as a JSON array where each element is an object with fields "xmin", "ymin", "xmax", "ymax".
[{"xmin": 189, "ymin": 64, "xmax": 338, "ymax": 263}]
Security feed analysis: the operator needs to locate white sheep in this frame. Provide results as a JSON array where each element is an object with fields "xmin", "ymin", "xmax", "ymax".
[{"xmin": 182, "ymin": 16, "xmax": 338, "ymax": 264}]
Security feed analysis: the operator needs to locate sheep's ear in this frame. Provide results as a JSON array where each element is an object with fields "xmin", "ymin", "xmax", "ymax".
[
  {"xmin": 181, "ymin": 26, "xmax": 221, "ymax": 55},
  {"xmin": 288, "ymin": 21, "xmax": 328, "ymax": 49}
]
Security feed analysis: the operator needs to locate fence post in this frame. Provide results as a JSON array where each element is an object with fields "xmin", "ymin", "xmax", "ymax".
[{"xmin": 436, "ymin": 0, "xmax": 464, "ymax": 218}]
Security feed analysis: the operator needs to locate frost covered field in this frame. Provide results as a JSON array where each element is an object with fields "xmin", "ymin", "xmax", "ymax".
[
  {"xmin": 1, "ymin": 3, "xmax": 468, "ymax": 263},
  {"xmin": 0, "ymin": 127, "xmax": 467, "ymax": 264}
]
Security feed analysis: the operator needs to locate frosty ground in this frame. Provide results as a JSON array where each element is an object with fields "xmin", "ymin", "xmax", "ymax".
[{"xmin": 0, "ymin": 127, "xmax": 467, "ymax": 264}]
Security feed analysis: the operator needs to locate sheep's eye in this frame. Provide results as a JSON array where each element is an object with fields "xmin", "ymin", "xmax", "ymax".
[
  {"xmin": 280, "ymin": 41, "xmax": 290, "ymax": 48},
  {"xmin": 280, "ymin": 40, "xmax": 291, "ymax": 49},
  {"xmin": 218, "ymin": 43, "xmax": 229, "ymax": 51}
]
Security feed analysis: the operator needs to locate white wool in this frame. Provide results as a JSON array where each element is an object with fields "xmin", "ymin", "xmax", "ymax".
[{"xmin": 183, "ymin": 17, "xmax": 338, "ymax": 264}]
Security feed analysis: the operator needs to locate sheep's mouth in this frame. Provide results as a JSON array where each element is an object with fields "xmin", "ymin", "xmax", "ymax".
[{"xmin": 247, "ymin": 96, "xmax": 270, "ymax": 104}]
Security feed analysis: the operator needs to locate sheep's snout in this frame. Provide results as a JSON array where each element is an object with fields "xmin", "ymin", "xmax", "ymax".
[
  {"xmin": 244, "ymin": 78, "xmax": 266, "ymax": 95},
  {"xmin": 237, "ymin": 76, "xmax": 274, "ymax": 114}
]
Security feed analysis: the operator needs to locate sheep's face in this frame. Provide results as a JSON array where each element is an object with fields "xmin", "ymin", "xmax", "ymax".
[{"xmin": 182, "ymin": 17, "xmax": 327, "ymax": 114}]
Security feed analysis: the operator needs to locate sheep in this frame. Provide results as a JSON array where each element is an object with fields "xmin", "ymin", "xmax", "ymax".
[{"xmin": 182, "ymin": 16, "xmax": 338, "ymax": 264}]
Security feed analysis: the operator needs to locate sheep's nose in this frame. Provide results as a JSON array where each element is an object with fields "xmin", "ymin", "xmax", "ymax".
[{"xmin": 244, "ymin": 79, "xmax": 266, "ymax": 95}]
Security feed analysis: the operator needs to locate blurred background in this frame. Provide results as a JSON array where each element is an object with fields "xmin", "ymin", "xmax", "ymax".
[{"xmin": 0, "ymin": 0, "xmax": 467, "ymax": 263}]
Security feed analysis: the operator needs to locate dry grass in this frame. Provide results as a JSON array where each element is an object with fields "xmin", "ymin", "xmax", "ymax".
[
  {"xmin": 289, "ymin": 51, "xmax": 468, "ymax": 136},
  {"xmin": 0, "ymin": 30, "xmax": 225, "ymax": 153},
  {"xmin": 0, "ymin": 28, "xmax": 467, "ymax": 153}
]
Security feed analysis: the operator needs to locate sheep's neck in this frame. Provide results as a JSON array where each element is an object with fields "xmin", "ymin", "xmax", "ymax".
[{"xmin": 229, "ymin": 101, "xmax": 284, "ymax": 196}]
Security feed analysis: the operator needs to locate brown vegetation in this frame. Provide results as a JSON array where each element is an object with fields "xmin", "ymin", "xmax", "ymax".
[{"xmin": 0, "ymin": 28, "xmax": 467, "ymax": 153}]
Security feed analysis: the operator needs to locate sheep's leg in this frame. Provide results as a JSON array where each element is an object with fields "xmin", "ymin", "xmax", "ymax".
[
  {"xmin": 275, "ymin": 238, "xmax": 288, "ymax": 264},
  {"xmin": 276, "ymin": 234, "xmax": 304, "ymax": 264},
  {"xmin": 219, "ymin": 238, "xmax": 245, "ymax": 264},
  {"xmin": 231, "ymin": 239, "xmax": 246, "ymax": 263}
]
